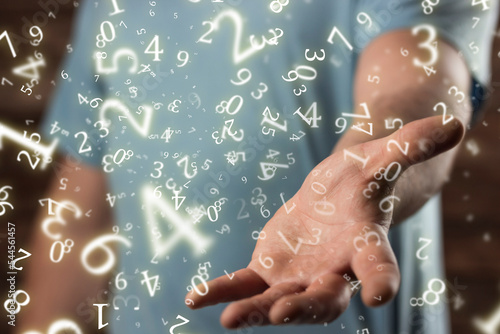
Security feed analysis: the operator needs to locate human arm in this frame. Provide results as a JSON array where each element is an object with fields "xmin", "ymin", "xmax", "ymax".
[
  {"xmin": 15, "ymin": 158, "xmax": 113, "ymax": 334},
  {"xmin": 335, "ymin": 28, "xmax": 471, "ymax": 224},
  {"xmin": 185, "ymin": 28, "xmax": 470, "ymax": 328}
]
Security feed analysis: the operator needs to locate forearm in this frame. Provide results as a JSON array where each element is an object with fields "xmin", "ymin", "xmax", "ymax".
[
  {"xmin": 333, "ymin": 29, "xmax": 471, "ymax": 224},
  {"xmin": 16, "ymin": 159, "xmax": 112, "ymax": 333}
]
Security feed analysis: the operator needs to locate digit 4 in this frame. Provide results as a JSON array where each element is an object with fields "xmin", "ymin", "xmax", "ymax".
[
  {"xmin": 472, "ymin": 0, "xmax": 490, "ymax": 11},
  {"xmin": 12, "ymin": 56, "xmax": 45, "ymax": 80},
  {"xmin": 144, "ymin": 35, "xmax": 163, "ymax": 61},
  {"xmin": 141, "ymin": 270, "xmax": 160, "ymax": 297},
  {"xmin": 293, "ymin": 102, "xmax": 322, "ymax": 128}
]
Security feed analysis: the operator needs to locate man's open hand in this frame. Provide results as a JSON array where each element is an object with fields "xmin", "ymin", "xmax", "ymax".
[{"xmin": 186, "ymin": 115, "xmax": 464, "ymax": 328}]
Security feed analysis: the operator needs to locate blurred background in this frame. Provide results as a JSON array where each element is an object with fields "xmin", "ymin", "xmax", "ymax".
[{"xmin": 0, "ymin": 1, "xmax": 499, "ymax": 334}]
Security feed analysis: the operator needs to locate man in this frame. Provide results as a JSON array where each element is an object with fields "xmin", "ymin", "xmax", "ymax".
[{"xmin": 16, "ymin": 0, "xmax": 497, "ymax": 333}]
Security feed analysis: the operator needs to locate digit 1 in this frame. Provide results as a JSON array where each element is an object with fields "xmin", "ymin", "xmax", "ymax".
[
  {"xmin": 343, "ymin": 149, "xmax": 369, "ymax": 169},
  {"xmin": 475, "ymin": 302, "xmax": 500, "ymax": 334},
  {"xmin": 93, "ymin": 304, "xmax": 110, "ymax": 329},
  {"xmin": 109, "ymin": 0, "xmax": 125, "ymax": 16},
  {"xmin": 0, "ymin": 122, "xmax": 58, "ymax": 169}
]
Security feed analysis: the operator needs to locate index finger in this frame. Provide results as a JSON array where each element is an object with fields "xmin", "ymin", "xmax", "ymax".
[{"xmin": 186, "ymin": 268, "xmax": 269, "ymax": 309}]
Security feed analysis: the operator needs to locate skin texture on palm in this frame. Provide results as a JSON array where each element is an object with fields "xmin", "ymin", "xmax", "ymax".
[{"xmin": 187, "ymin": 116, "xmax": 464, "ymax": 328}]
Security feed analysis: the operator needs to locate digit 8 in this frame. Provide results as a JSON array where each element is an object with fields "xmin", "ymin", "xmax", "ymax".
[
  {"xmin": 410, "ymin": 297, "xmax": 424, "ymax": 307},
  {"xmin": 216, "ymin": 101, "xmax": 228, "ymax": 114},
  {"xmin": 96, "ymin": 52, "xmax": 107, "ymax": 59},
  {"xmin": 3, "ymin": 290, "xmax": 30, "ymax": 314},
  {"xmin": 421, "ymin": 0, "xmax": 434, "ymax": 15},
  {"xmin": 63, "ymin": 239, "xmax": 74, "ymax": 254},
  {"xmin": 124, "ymin": 150, "xmax": 134, "ymax": 160},
  {"xmin": 213, "ymin": 200, "xmax": 223, "ymax": 211},
  {"xmin": 422, "ymin": 278, "xmax": 446, "ymax": 305},
  {"xmin": 374, "ymin": 167, "xmax": 386, "ymax": 181},
  {"xmin": 270, "ymin": 0, "xmax": 289, "ymax": 13},
  {"xmin": 197, "ymin": 268, "xmax": 209, "ymax": 281},
  {"xmin": 96, "ymin": 34, "xmax": 106, "ymax": 48}
]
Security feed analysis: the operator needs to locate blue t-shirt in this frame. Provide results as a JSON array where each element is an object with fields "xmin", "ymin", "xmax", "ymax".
[{"xmin": 42, "ymin": 1, "xmax": 497, "ymax": 333}]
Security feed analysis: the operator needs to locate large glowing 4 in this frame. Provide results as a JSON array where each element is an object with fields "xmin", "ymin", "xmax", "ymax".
[{"xmin": 142, "ymin": 185, "xmax": 212, "ymax": 257}]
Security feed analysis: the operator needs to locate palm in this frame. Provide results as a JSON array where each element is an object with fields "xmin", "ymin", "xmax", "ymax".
[{"xmin": 187, "ymin": 116, "xmax": 463, "ymax": 328}]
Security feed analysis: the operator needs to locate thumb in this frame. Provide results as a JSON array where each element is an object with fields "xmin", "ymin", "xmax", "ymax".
[{"xmin": 362, "ymin": 115, "xmax": 464, "ymax": 182}]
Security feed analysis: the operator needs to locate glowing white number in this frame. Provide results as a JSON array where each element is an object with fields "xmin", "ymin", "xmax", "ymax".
[
  {"xmin": 448, "ymin": 86, "xmax": 465, "ymax": 103},
  {"xmin": 342, "ymin": 102, "xmax": 371, "ymax": 119},
  {"xmin": 279, "ymin": 192, "xmax": 296, "ymax": 214},
  {"xmin": 190, "ymin": 275, "xmax": 209, "ymax": 296},
  {"xmin": 475, "ymin": 302, "xmax": 500, "ymax": 334},
  {"xmin": 411, "ymin": 24, "xmax": 438, "ymax": 68},
  {"xmin": 357, "ymin": 12, "xmax": 373, "ymax": 28},
  {"xmin": 176, "ymin": 155, "xmax": 198, "ymax": 179},
  {"xmin": 422, "ymin": 278, "xmax": 446, "ymax": 305},
  {"xmin": 99, "ymin": 99, "xmax": 153, "ymax": 137},
  {"xmin": 198, "ymin": 10, "xmax": 275, "ymax": 63},
  {"xmin": 0, "ymin": 123, "xmax": 57, "ymax": 169},
  {"xmin": 169, "ymin": 315, "xmax": 190, "ymax": 334},
  {"xmin": 81, "ymin": 234, "xmax": 132, "ymax": 275},
  {"xmin": 230, "ymin": 68, "xmax": 252, "ymax": 85},
  {"xmin": 40, "ymin": 199, "xmax": 82, "ymax": 240},
  {"xmin": 142, "ymin": 185, "xmax": 212, "ymax": 256},
  {"xmin": 282, "ymin": 65, "xmax": 317, "ymax": 82},
  {"xmin": 416, "ymin": 237, "xmax": 432, "ymax": 260},
  {"xmin": 270, "ymin": 0, "xmax": 289, "ymax": 13},
  {"xmin": 327, "ymin": 26, "xmax": 353, "ymax": 50},
  {"xmin": 9, "ymin": 248, "xmax": 31, "ymax": 271},
  {"xmin": 95, "ymin": 48, "xmax": 138, "ymax": 74},
  {"xmin": 387, "ymin": 139, "xmax": 409, "ymax": 155},
  {"xmin": 379, "ymin": 195, "xmax": 400, "ymax": 213},
  {"xmin": 258, "ymin": 253, "xmax": 274, "ymax": 268},
  {"xmin": 109, "ymin": 0, "xmax": 125, "ymax": 16},
  {"xmin": 115, "ymin": 272, "xmax": 128, "ymax": 290},
  {"xmin": 304, "ymin": 48, "xmax": 326, "ymax": 61},
  {"xmin": 0, "ymin": 31, "xmax": 17, "ymax": 57},
  {"xmin": 74, "ymin": 131, "xmax": 92, "ymax": 154},
  {"xmin": 472, "ymin": 0, "xmax": 490, "ymax": 11},
  {"xmin": 3, "ymin": 290, "xmax": 29, "ymax": 314},
  {"xmin": 353, "ymin": 230, "xmax": 381, "ymax": 252},
  {"xmin": 144, "ymin": 35, "xmax": 163, "ymax": 61},
  {"xmin": 433, "ymin": 102, "xmax": 454, "ymax": 125},
  {"xmin": 141, "ymin": 270, "xmax": 160, "ymax": 297},
  {"xmin": 176, "ymin": 50, "xmax": 189, "ymax": 67},
  {"xmin": 294, "ymin": 102, "xmax": 322, "ymax": 128},
  {"xmin": 343, "ymin": 149, "xmax": 369, "ymax": 169}
]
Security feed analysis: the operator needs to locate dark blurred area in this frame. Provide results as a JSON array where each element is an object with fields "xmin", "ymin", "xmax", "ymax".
[{"xmin": 0, "ymin": 2, "xmax": 499, "ymax": 334}]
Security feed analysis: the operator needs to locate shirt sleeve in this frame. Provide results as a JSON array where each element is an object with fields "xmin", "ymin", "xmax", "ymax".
[
  {"xmin": 354, "ymin": 0, "xmax": 498, "ymax": 115},
  {"xmin": 40, "ymin": 1, "xmax": 106, "ymax": 167}
]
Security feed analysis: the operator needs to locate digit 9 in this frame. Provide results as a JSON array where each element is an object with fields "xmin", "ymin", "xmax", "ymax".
[
  {"xmin": 177, "ymin": 51, "xmax": 189, "ymax": 67},
  {"xmin": 230, "ymin": 68, "xmax": 252, "ymax": 86},
  {"xmin": 29, "ymin": 26, "xmax": 43, "ymax": 46}
]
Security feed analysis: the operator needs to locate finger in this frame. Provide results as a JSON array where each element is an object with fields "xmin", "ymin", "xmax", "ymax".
[
  {"xmin": 268, "ymin": 273, "xmax": 351, "ymax": 325},
  {"xmin": 185, "ymin": 268, "xmax": 268, "ymax": 309},
  {"xmin": 350, "ymin": 224, "xmax": 400, "ymax": 307},
  {"xmin": 364, "ymin": 115, "xmax": 464, "ymax": 179},
  {"xmin": 220, "ymin": 281, "xmax": 304, "ymax": 329}
]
